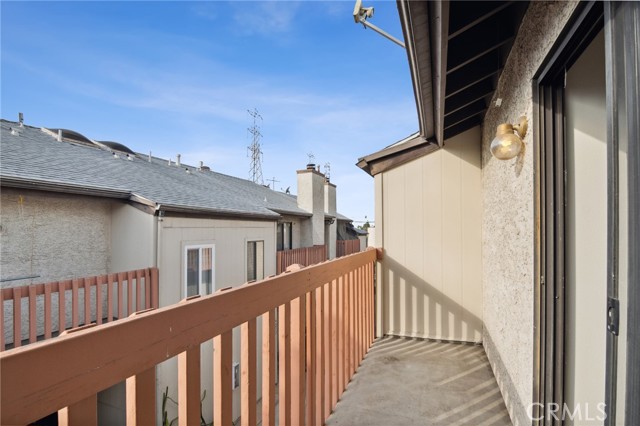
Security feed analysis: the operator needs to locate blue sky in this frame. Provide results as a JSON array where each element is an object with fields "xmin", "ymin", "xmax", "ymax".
[{"xmin": 1, "ymin": 1, "xmax": 417, "ymax": 223}]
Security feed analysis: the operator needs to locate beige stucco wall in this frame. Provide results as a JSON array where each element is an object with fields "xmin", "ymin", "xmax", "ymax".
[
  {"xmin": 1, "ymin": 188, "xmax": 112, "ymax": 286},
  {"xmin": 156, "ymin": 216, "xmax": 276, "ymax": 424},
  {"xmin": 377, "ymin": 126, "xmax": 483, "ymax": 342},
  {"xmin": 1, "ymin": 189, "xmax": 113, "ymax": 344},
  {"xmin": 480, "ymin": 2, "xmax": 579, "ymax": 425}
]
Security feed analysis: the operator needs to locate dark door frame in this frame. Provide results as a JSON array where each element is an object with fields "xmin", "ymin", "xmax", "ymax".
[
  {"xmin": 532, "ymin": 2, "xmax": 604, "ymax": 425},
  {"xmin": 533, "ymin": 1, "xmax": 640, "ymax": 425}
]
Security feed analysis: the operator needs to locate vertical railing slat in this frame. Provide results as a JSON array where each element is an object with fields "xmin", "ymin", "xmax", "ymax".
[
  {"xmin": 324, "ymin": 282, "xmax": 332, "ymax": 420},
  {"xmin": 290, "ymin": 297, "xmax": 305, "ymax": 425},
  {"xmin": 305, "ymin": 292, "xmax": 316, "ymax": 425},
  {"xmin": 241, "ymin": 318, "xmax": 257, "ymax": 426},
  {"xmin": 178, "ymin": 347, "xmax": 201, "ymax": 426},
  {"xmin": 151, "ymin": 268, "xmax": 159, "ymax": 309},
  {"xmin": 262, "ymin": 309, "xmax": 276, "ymax": 426},
  {"xmin": 84, "ymin": 278, "xmax": 92, "ymax": 327},
  {"xmin": 107, "ymin": 274, "xmax": 114, "ymax": 323},
  {"xmin": 144, "ymin": 269, "xmax": 151, "ymax": 309},
  {"xmin": 28, "ymin": 286, "xmax": 37, "ymax": 344},
  {"xmin": 356, "ymin": 267, "xmax": 362, "ymax": 364},
  {"xmin": 71, "ymin": 279, "xmax": 79, "ymax": 329},
  {"xmin": 338, "ymin": 274, "xmax": 345, "ymax": 396},
  {"xmin": 349, "ymin": 270, "xmax": 355, "ymax": 377},
  {"xmin": 58, "ymin": 394, "xmax": 97, "ymax": 426},
  {"xmin": 96, "ymin": 276, "xmax": 103, "ymax": 326},
  {"xmin": 117, "ymin": 273, "xmax": 125, "ymax": 320},
  {"xmin": 126, "ymin": 368, "xmax": 156, "ymax": 426},
  {"xmin": 213, "ymin": 330, "xmax": 232, "ymax": 426},
  {"xmin": 59, "ymin": 281, "xmax": 67, "ymax": 334},
  {"xmin": 44, "ymin": 283, "xmax": 52, "ymax": 338},
  {"xmin": 314, "ymin": 286, "xmax": 324, "ymax": 426},
  {"xmin": 0, "ymin": 289, "xmax": 4, "ymax": 351},
  {"xmin": 331, "ymin": 278, "xmax": 338, "ymax": 408},
  {"xmin": 127, "ymin": 271, "xmax": 134, "ymax": 316},
  {"xmin": 136, "ymin": 270, "xmax": 143, "ymax": 312},
  {"xmin": 12, "ymin": 287, "xmax": 21, "ymax": 348},
  {"xmin": 278, "ymin": 302, "xmax": 291, "ymax": 425}
]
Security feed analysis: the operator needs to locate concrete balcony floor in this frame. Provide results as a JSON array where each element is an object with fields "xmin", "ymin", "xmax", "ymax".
[{"xmin": 326, "ymin": 336, "xmax": 511, "ymax": 426}]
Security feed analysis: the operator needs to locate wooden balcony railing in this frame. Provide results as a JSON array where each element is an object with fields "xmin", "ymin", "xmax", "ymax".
[
  {"xmin": 0, "ymin": 248, "xmax": 380, "ymax": 426},
  {"xmin": 276, "ymin": 244, "xmax": 327, "ymax": 274},
  {"xmin": 337, "ymin": 239, "xmax": 361, "ymax": 257},
  {"xmin": 0, "ymin": 268, "xmax": 159, "ymax": 351}
]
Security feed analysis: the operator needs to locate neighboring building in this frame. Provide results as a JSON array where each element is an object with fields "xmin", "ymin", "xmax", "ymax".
[
  {"xmin": 358, "ymin": 1, "xmax": 639, "ymax": 425},
  {"xmin": 0, "ymin": 119, "xmax": 346, "ymax": 423}
]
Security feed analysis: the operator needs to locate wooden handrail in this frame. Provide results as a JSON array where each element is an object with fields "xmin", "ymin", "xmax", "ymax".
[{"xmin": 1, "ymin": 249, "xmax": 379, "ymax": 425}]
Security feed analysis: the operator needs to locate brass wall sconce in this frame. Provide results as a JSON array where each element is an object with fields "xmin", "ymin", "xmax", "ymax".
[{"xmin": 490, "ymin": 116, "xmax": 528, "ymax": 160}]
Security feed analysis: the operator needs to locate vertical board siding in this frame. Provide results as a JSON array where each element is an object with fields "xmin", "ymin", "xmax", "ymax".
[
  {"xmin": 276, "ymin": 245, "xmax": 327, "ymax": 274},
  {"xmin": 0, "ymin": 268, "xmax": 158, "ymax": 351}
]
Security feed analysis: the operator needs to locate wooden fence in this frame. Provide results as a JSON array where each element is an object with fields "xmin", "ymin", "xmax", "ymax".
[
  {"xmin": 276, "ymin": 245, "xmax": 327, "ymax": 274},
  {"xmin": 0, "ymin": 267, "xmax": 159, "ymax": 351},
  {"xmin": 0, "ymin": 249, "xmax": 380, "ymax": 426},
  {"xmin": 337, "ymin": 239, "xmax": 361, "ymax": 257}
]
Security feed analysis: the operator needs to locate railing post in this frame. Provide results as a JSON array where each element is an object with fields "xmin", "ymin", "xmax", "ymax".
[
  {"xmin": 58, "ymin": 394, "xmax": 97, "ymax": 426},
  {"xmin": 151, "ymin": 268, "xmax": 159, "ymax": 309}
]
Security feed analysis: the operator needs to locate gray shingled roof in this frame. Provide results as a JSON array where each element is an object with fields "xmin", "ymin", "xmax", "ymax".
[{"xmin": 0, "ymin": 120, "xmax": 311, "ymax": 219}]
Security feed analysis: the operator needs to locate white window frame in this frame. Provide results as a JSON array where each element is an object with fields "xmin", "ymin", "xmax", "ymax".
[{"xmin": 183, "ymin": 244, "xmax": 215, "ymax": 297}]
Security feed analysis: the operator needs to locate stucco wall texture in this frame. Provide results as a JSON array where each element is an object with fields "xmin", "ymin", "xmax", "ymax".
[
  {"xmin": 481, "ymin": 2, "xmax": 579, "ymax": 425},
  {"xmin": 1, "ymin": 189, "xmax": 112, "ymax": 286},
  {"xmin": 1, "ymin": 189, "xmax": 112, "ymax": 343}
]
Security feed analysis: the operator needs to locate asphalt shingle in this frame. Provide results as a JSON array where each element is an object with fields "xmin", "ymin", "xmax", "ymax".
[{"xmin": 0, "ymin": 120, "xmax": 311, "ymax": 219}]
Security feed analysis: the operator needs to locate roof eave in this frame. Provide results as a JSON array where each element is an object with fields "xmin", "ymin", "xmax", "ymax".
[
  {"xmin": 157, "ymin": 203, "xmax": 279, "ymax": 221},
  {"xmin": 0, "ymin": 176, "xmax": 131, "ymax": 200},
  {"xmin": 356, "ymin": 134, "xmax": 439, "ymax": 176},
  {"xmin": 397, "ymin": 0, "xmax": 448, "ymax": 146}
]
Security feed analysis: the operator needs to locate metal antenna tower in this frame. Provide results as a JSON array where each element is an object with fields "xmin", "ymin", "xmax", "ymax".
[
  {"xmin": 247, "ymin": 108, "xmax": 264, "ymax": 184},
  {"xmin": 324, "ymin": 162, "xmax": 331, "ymax": 181}
]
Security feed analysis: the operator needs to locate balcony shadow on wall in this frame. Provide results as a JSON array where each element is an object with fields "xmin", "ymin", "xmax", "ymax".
[{"xmin": 382, "ymin": 256, "xmax": 482, "ymax": 342}]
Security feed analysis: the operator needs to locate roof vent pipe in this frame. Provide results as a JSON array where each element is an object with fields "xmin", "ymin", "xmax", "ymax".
[
  {"xmin": 57, "ymin": 129, "xmax": 62, "ymax": 142},
  {"xmin": 18, "ymin": 112, "xmax": 24, "ymax": 127},
  {"xmin": 148, "ymin": 151, "xmax": 152, "ymax": 162},
  {"xmin": 199, "ymin": 161, "xmax": 204, "ymax": 170},
  {"xmin": 176, "ymin": 154, "xmax": 181, "ymax": 166}
]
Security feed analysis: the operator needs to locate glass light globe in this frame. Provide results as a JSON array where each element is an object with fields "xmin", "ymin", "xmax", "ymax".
[{"xmin": 490, "ymin": 124, "xmax": 523, "ymax": 160}]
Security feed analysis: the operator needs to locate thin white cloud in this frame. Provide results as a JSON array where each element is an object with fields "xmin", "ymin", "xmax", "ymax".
[{"xmin": 230, "ymin": 1, "xmax": 301, "ymax": 37}]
